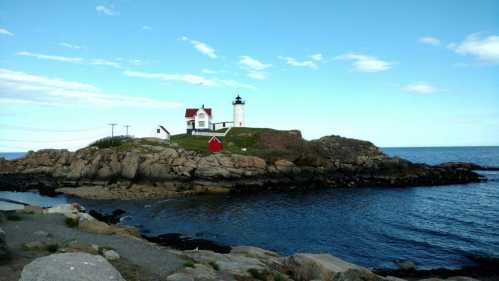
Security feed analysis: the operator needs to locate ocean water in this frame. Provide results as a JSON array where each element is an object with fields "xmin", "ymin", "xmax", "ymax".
[
  {"xmin": 1, "ymin": 147, "xmax": 498, "ymax": 269},
  {"xmin": 0, "ymin": 152, "xmax": 26, "ymax": 160}
]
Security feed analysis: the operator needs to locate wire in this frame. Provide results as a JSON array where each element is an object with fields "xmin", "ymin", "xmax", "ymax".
[
  {"xmin": 0, "ymin": 124, "xmax": 107, "ymax": 133},
  {"xmin": 0, "ymin": 135, "xmax": 105, "ymax": 143}
]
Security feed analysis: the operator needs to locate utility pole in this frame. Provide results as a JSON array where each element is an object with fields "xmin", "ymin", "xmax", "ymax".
[
  {"xmin": 108, "ymin": 123, "xmax": 117, "ymax": 137},
  {"xmin": 124, "ymin": 125, "xmax": 131, "ymax": 136}
]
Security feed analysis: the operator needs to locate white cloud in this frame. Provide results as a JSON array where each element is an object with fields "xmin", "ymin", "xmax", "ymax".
[
  {"xmin": 17, "ymin": 51, "xmax": 124, "ymax": 69},
  {"xmin": 448, "ymin": 33, "xmax": 499, "ymax": 64},
  {"xmin": 403, "ymin": 82, "xmax": 438, "ymax": 94},
  {"xmin": 216, "ymin": 79, "xmax": 255, "ymax": 89},
  {"xmin": 0, "ymin": 28, "xmax": 14, "ymax": 36},
  {"xmin": 201, "ymin": 69, "xmax": 217, "ymax": 74},
  {"xmin": 309, "ymin": 53, "xmax": 323, "ymax": 61},
  {"xmin": 59, "ymin": 42, "xmax": 82, "ymax": 49},
  {"xmin": 17, "ymin": 51, "xmax": 83, "ymax": 63},
  {"xmin": 90, "ymin": 59, "xmax": 121, "ymax": 69},
  {"xmin": 278, "ymin": 56, "xmax": 318, "ymax": 69},
  {"xmin": 142, "ymin": 25, "xmax": 152, "ymax": 30},
  {"xmin": 239, "ymin": 56, "xmax": 271, "ymax": 71},
  {"xmin": 0, "ymin": 68, "xmax": 181, "ymax": 108},
  {"xmin": 336, "ymin": 53, "xmax": 393, "ymax": 72},
  {"xmin": 124, "ymin": 70, "xmax": 216, "ymax": 86},
  {"xmin": 96, "ymin": 5, "xmax": 119, "ymax": 16},
  {"xmin": 181, "ymin": 36, "xmax": 217, "ymax": 59},
  {"xmin": 419, "ymin": 36, "xmax": 441, "ymax": 46},
  {"xmin": 124, "ymin": 70, "xmax": 255, "ymax": 89},
  {"xmin": 247, "ymin": 71, "xmax": 268, "ymax": 80}
]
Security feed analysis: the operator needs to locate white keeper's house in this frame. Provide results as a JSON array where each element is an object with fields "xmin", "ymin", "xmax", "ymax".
[{"xmin": 185, "ymin": 95, "xmax": 245, "ymax": 134}]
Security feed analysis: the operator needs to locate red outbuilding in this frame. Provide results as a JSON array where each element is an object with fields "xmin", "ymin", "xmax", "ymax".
[{"xmin": 208, "ymin": 136, "xmax": 223, "ymax": 152}]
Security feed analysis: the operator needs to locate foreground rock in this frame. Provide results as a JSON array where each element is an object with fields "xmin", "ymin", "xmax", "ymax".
[
  {"xmin": 0, "ymin": 131, "xmax": 483, "ymax": 200},
  {"xmin": 0, "ymin": 227, "xmax": 9, "ymax": 263},
  {"xmin": 19, "ymin": 252, "xmax": 125, "ymax": 281}
]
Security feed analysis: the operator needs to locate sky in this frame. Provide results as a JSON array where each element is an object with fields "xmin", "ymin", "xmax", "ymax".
[{"xmin": 0, "ymin": 0, "xmax": 498, "ymax": 151}]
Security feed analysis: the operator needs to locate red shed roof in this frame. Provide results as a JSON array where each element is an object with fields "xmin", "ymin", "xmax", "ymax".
[{"xmin": 185, "ymin": 108, "xmax": 212, "ymax": 118}]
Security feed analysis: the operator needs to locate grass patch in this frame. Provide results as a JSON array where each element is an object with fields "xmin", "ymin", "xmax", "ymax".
[
  {"xmin": 6, "ymin": 213, "xmax": 22, "ymax": 221},
  {"xmin": 247, "ymin": 268, "xmax": 264, "ymax": 280},
  {"xmin": 170, "ymin": 134, "xmax": 212, "ymax": 154},
  {"xmin": 88, "ymin": 136, "xmax": 134, "ymax": 149},
  {"xmin": 170, "ymin": 127, "xmax": 276, "ymax": 156},
  {"xmin": 209, "ymin": 261, "xmax": 220, "ymax": 271},
  {"xmin": 183, "ymin": 261, "xmax": 195, "ymax": 268},
  {"xmin": 98, "ymin": 246, "xmax": 115, "ymax": 255},
  {"xmin": 273, "ymin": 273, "xmax": 286, "ymax": 281},
  {"xmin": 64, "ymin": 217, "xmax": 79, "ymax": 228}
]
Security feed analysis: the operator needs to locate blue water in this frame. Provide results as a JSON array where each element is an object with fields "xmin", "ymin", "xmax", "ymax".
[
  {"xmin": 0, "ymin": 152, "xmax": 26, "ymax": 160},
  {"xmin": 1, "ymin": 147, "xmax": 498, "ymax": 269}
]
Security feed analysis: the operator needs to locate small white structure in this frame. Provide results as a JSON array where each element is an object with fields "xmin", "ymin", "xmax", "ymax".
[
  {"xmin": 156, "ymin": 125, "xmax": 171, "ymax": 141},
  {"xmin": 233, "ymin": 95, "xmax": 245, "ymax": 127},
  {"xmin": 185, "ymin": 105, "xmax": 212, "ymax": 134}
]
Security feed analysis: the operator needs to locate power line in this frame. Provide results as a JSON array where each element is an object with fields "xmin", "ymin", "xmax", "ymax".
[
  {"xmin": 0, "ymin": 135, "xmax": 106, "ymax": 143},
  {"xmin": 0, "ymin": 124, "xmax": 106, "ymax": 133}
]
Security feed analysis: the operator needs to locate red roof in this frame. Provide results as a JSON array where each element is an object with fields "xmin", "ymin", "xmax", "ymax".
[{"xmin": 185, "ymin": 108, "xmax": 212, "ymax": 118}]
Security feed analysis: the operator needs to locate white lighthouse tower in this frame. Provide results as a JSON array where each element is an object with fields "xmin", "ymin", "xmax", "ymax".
[{"xmin": 232, "ymin": 95, "xmax": 245, "ymax": 127}]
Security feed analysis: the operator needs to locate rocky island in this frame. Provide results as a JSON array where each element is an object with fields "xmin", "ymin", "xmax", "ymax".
[{"xmin": 0, "ymin": 128, "xmax": 483, "ymax": 200}]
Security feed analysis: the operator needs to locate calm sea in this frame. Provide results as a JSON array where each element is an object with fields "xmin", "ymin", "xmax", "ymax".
[{"xmin": 1, "ymin": 147, "xmax": 498, "ymax": 269}]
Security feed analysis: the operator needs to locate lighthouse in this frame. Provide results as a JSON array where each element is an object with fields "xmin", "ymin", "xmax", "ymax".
[{"xmin": 232, "ymin": 95, "xmax": 245, "ymax": 127}]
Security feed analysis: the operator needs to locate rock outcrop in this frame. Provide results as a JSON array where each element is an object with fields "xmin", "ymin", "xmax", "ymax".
[
  {"xmin": 0, "ymin": 132, "xmax": 483, "ymax": 199},
  {"xmin": 0, "ymin": 226, "xmax": 9, "ymax": 263},
  {"xmin": 19, "ymin": 252, "xmax": 125, "ymax": 281}
]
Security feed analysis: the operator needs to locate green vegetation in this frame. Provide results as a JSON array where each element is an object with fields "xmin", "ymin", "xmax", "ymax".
[
  {"xmin": 64, "ymin": 217, "xmax": 79, "ymax": 228},
  {"xmin": 274, "ymin": 273, "xmax": 286, "ymax": 281},
  {"xmin": 170, "ymin": 134, "xmax": 214, "ymax": 154},
  {"xmin": 247, "ymin": 268, "xmax": 265, "ymax": 280},
  {"xmin": 6, "ymin": 213, "xmax": 22, "ymax": 221},
  {"xmin": 89, "ymin": 136, "xmax": 134, "ymax": 149},
  {"xmin": 209, "ymin": 261, "xmax": 220, "ymax": 271},
  {"xmin": 183, "ymin": 261, "xmax": 195, "ymax": 268},
  {"xmin": 170, "ymin": 127, "xmax": 276, "ymax": 156}
]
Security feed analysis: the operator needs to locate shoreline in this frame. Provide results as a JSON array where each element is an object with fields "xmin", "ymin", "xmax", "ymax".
[{"xmin": 2, "ymin": 204, "xmax": 498, "ymax": 281}]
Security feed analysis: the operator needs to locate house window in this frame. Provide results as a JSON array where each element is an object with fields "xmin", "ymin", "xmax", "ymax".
[
  {"xmin": 198, "ymin": 121, "xmax": 205, "ymax": 127},
  {"xmin": 198, "ymin": 113, "xmax": 205, "ymax": 118}
]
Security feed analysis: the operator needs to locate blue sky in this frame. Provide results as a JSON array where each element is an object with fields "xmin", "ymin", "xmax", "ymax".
[{"xmin": 0, "ymin": 0, "xmax": 498, "ymax": 151}]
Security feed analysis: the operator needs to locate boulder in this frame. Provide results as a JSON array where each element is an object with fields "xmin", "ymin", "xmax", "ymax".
[
  {"xmin": 121, "ymin": 151, "xmax": 140, "ymax": 179},
  {"xmin": 332, "ymin": 268, "xmax": 385, "ymax": 281},
  {"xmin": 103, "ymin": 249, "xmax": 120, "ymax": 261},
  {"xmin": 183, "ymin": 250, "xmax": 265, "ymax": 276},
  {"xmin": 46, "ymin": 203, "xmax": 84, "ymax": 217},
  {"xmin": 78, "ymin": 219, "xmax": 114, "ymax": 235},
  {"xmin": 65, "ymin": 240, "xmax": 99, "ymax": 255},
  {"xmin": 33, "ymin": 230, "xmax": 50, "ymax": 237},
  {"xmin": 0, "ymin": 227, "xmax": 9, "ymax": 262},
  {"xmin": 397, "ymin": 260, "xmax": 416, "ymax": 271},
  {"xmin": 167, "ymin": 263, "xmax": 217, "ymax": 281},
  {"xmin": 19, "ymin": 252, "xmax": 125, "ymax": 281},
  {"xmin": 286, "ymin": 253, "xmax": 366, "ymax": 281}
]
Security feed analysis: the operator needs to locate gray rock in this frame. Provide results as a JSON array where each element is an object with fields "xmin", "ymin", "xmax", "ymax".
[
  {"xmin": 398, "ymin": 260, "xmax": 416, "ymax": 271},
  {"xmin": 19, "ymin": 252, "xmax": 125, "ymax": 281},
  {"xmin": 286, "ymin": 253, "xmax": 365, "ymax": 281},
  {"xmin": 33, "ymin": 230, "xmax": 49, "ymax": 237},
  {"xmin": 103, "ymin": 249, "xmax": 120, "ymax": 261},
  {"xmin": 0, "ymin": 227, "xmax": 9, "ymax": 262}
]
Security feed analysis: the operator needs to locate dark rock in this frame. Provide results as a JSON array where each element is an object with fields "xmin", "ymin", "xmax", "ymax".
[
  {"xmin": 143, "ymin": 233, "xmax": 232, "ymax": 254},
  {"xmin": 89, "ymin": 209, "xmax": 126, "ymax": 224},
  {"xmin": 0, "ymin": 227, "xmax": 10, "ymax": 264},
  {"xmin": 374, "ymin": 254, "xmax": 499, "ymax": 280}
]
